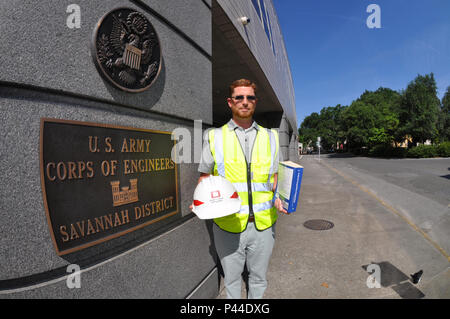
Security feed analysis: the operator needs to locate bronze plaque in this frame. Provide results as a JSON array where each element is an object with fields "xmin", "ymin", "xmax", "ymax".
[
  {"xmin": 92, "ymin": 7, "xmax": 162, "ymax": 92},
  {"xmin": 40, "ymin": 119, "xmax": 178, "ymax": 256}
]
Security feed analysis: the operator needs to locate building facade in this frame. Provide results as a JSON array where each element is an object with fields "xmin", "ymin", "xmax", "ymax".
[
  {"xmin": 0, "ymin": 0, "xmax": 296, "ymax": 298},
  {"xmin": 213, "ymin": 0, "xmax": 298, "ymax": 160}
]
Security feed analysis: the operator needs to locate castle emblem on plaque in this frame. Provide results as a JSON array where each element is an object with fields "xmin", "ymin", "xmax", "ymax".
[
  {"xmin": 111, "ymin": 179, "xmax": 139, "ymax": 207},
  {"xmin": 92, "ymin": 8, "xmax": 161, "ymax": 92}
]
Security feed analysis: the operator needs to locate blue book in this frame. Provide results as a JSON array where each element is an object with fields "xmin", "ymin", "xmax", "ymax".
[{"xmin": 274, "ymin": 161, "xmax": 304, "ymax": 213}]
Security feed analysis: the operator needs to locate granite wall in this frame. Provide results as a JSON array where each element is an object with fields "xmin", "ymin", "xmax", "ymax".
[{"xmin": 0, "ymin": 0, "xmax": 217, "ymax": 298}]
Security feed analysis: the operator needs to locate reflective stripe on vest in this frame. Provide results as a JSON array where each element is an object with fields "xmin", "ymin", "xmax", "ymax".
[{"xmin": 208, "ymin": 124, "xmax": 279, "ymax": 233}]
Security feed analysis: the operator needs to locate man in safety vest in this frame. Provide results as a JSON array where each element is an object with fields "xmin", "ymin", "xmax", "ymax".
[{"xmin": 194, "ymin": 78, "xmax": 287, "ymax": 299}]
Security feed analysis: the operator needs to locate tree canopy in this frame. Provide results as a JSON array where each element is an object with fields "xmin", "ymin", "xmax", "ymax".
[
  {"xmin": 438, "ymin": 86, "xmax": 450, "ymax": 142},
  {"xmin": 298, "ymin": 73, "xmax": 448, "ymax": 153},
  {"xmin": 397, "ymin": 73, "xmax": 441, "ymax": 145}
]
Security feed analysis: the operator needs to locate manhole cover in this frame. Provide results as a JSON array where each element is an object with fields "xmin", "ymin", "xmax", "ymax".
[{"xmin": 303, "ymin": 219, "xmax": 334, "ymax": 231}]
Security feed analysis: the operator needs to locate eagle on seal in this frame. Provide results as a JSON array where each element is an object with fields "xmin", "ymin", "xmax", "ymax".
[{"xmin": 101, "ymin": 11, "xmax": 158, "ymax": 86}]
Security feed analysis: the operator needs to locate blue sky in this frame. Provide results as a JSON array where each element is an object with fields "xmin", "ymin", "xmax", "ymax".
[{"xmin": 273, "ymin": 0, "xmax": 450, "ymax": 127}]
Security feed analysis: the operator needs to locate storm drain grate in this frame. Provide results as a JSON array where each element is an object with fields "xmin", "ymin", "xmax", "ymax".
[{"xmin": 303, "ymin": 219, "xmax": 334, "ymax": 231}]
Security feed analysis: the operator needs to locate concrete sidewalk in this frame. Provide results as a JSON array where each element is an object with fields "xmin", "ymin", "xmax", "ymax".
[{"xmin": 217, "ymin": 156, "xmax": 450, "ymax": 299}]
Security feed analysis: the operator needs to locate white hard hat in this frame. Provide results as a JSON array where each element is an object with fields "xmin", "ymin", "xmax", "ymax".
[{"xmin": 192, "ymin": 175, "xmax": 241, "ymax": 219}]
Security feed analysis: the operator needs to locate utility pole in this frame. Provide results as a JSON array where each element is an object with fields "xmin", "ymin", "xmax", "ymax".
[{"xmin": 317, "ymin": 137, "xmax": 321, "ymax": 162}]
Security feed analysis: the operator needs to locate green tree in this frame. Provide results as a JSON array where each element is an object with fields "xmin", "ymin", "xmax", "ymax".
[
  {"xmin": 317, "ymin": 104, "xmax": 346, "ymax": 150},
  {"xmin": 298, "ymin": 105, "xmax": 347, "ymax": 151},
  {"xmin": 358, "ymin": 88, "xmax": 401, "ymax": 147},
  {"xmin": 397, "ymin": 73, "xmax": 441, "ymax": 146},
  {"xmin": 341, "ymin": 100, "xmax": 380, "ymax": 150},
  {"xmin": 438, "ymin": 86, "xmax": 450, "ymax": 141},
  {"xmin": 298, "ymin": 112, "xmax": 320, "ymax": 149},
  {"xmin": 340, "ymin": 88, "xmax": 400, "ymax": 151}
]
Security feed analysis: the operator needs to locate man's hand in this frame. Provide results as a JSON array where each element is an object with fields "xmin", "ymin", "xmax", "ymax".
[
  {"xmin": 274, "ymin": 198, "xmax": 288, "ymax": 215},
  {"xmin": 272, "ymin": 173, "xmax": 288, "ymax": 214}
]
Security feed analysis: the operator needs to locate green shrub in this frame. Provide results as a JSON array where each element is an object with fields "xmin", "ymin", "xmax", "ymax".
[
  {"xmin": 406, "ymin": 145, "xmax": 439, "ymax": 158},
  {"xmin": 368, "ymin": 144, "xmax": 388, "ymax": 157},
  {"xmin": 350, "ymin": 148, "xmax": 368, "ymax": 156},
  {"xmin": 390, "ymin": 147, "xmax": 408, "ymax": 158},
  {"xmin": 368, "ymin": 144, "xmax": 406, "ymax": 158},
  {"xmin": 436, "ymin": 141, "xmax": 450, "ymax": 157}
]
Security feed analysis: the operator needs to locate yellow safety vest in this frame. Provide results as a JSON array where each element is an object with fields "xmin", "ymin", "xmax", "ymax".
[{"xmin": 208, "ymin": 123, "xmax": 279, "ymax": 233}]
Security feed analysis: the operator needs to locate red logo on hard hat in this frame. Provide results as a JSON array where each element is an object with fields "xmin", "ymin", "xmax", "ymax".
[
  {"xmin": 230, "ymin": 192, "xmax": 239, "ymax": 199},
  {"xmin": 193, "ymin": 200, "xmax": 204, "ymax": 206},
  {"xmin": 211, "ymin": 191, "xmax": 221, "ymax": 198}
]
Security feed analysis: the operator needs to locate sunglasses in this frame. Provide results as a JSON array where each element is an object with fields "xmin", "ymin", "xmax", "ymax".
[{"xmin": 231, "ymin": 95, "xmax": 257, "ymax": 101}]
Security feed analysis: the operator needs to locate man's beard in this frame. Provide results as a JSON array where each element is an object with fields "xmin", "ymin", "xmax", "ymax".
[{"xmin": 233, "ymin": 108, "xmax": 254, "ymax": 119}]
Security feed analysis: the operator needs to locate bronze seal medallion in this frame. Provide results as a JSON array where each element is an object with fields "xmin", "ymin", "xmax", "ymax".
[{"xmin": 92, "ymin": 8, "xmax": 162, "ymax": 92}]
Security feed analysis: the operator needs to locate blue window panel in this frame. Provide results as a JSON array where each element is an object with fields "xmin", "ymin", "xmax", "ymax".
[
  {"xmin": 265, "ymin": 11, "xmax": 275, "ymax": 56},
  {"xmin": 251, "ymin": 0, "xmax": 262, "ymax": 20},
  {"xmin": 260, "ymin": 0, "xmax": 271, "ymax": 44}
]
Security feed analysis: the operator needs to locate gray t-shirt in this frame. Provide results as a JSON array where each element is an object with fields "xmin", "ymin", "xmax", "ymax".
[{"xmin": 198, "ymin": 119, "xmax": 280, "ymax": 174}]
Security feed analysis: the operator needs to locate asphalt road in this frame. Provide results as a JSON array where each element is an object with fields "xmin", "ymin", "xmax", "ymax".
[
  {"xmin": 317, "ymin": 154, "xmax": 450, "ymax": 256},
  {"xmin": 322, "ymin": 153, "xmax": 450, "ymax": 207}
]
